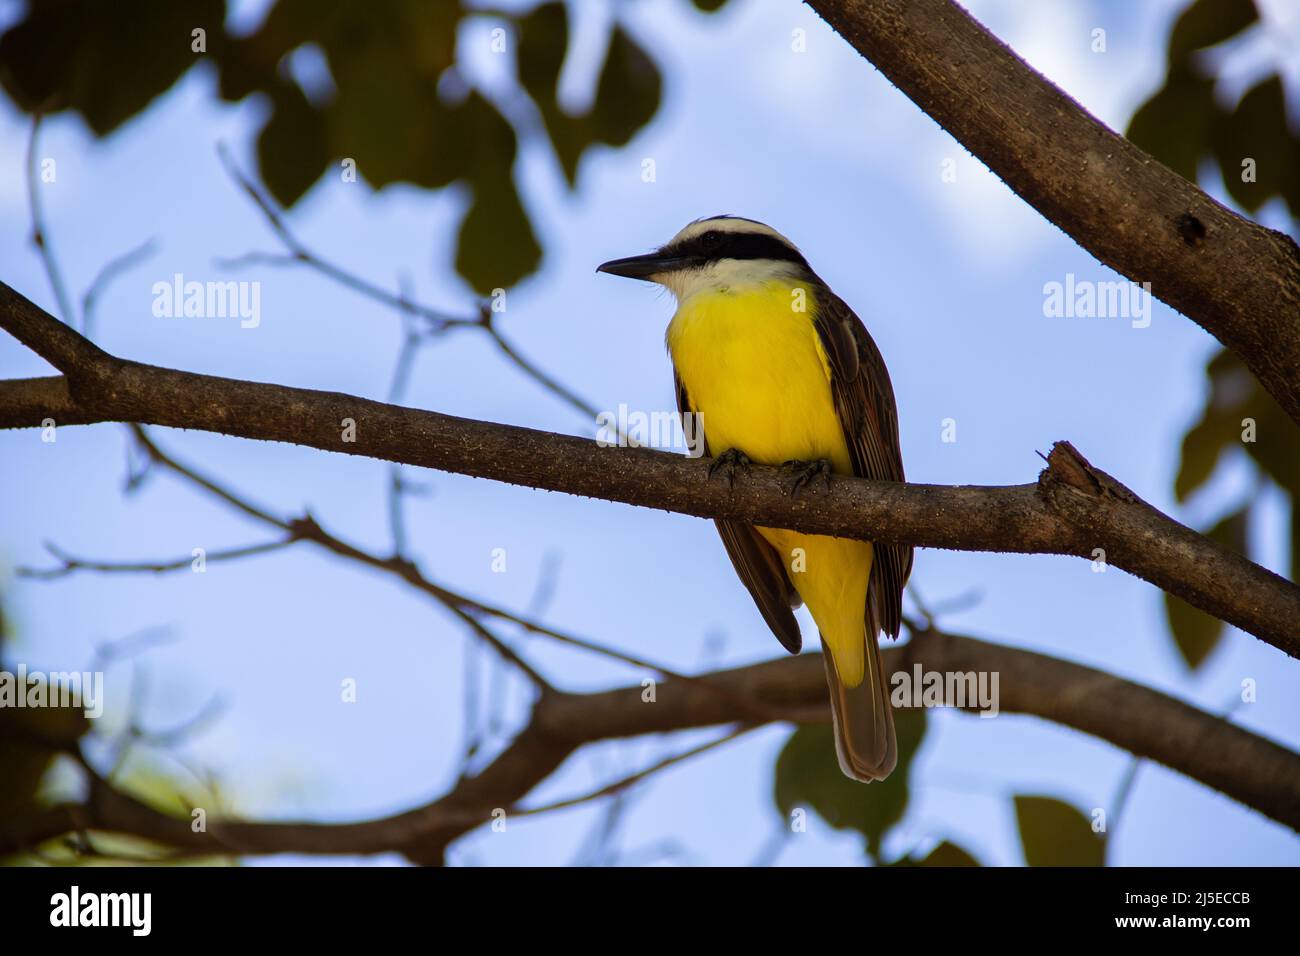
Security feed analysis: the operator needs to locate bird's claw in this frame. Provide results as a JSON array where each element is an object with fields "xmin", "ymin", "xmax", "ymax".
[
  {"xmin": 708, "ymin": 448, "xmax": 752, "ymax": 489},
  {"xmin": 782, "ymin": 458, "xmax": 833, "ymax": 496}
]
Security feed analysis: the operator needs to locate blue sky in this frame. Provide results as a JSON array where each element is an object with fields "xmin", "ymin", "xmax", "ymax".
[{"xmin": 1, "ymin": 0, "xmax": 1297, "ymax": 865}]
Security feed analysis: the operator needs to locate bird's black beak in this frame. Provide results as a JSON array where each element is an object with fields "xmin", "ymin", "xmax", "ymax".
[{"xmin": 596, "ymin": 252, "xmax": 698, "ymax": 281}]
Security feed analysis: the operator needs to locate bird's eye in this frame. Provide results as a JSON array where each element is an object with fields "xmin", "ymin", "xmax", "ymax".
[{"xmin": 700, "ymin": 230, "xmax": 722, "ymax": 249}]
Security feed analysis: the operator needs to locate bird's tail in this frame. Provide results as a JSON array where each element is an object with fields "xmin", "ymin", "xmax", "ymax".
[{"xmin": 821, "ymin": 628, "xmax": 896, "ymax": 782}]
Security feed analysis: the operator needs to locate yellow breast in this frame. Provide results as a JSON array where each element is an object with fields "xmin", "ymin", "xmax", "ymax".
[
  {"xmin": 666, "ymin": 281, "xmax": 853, "ymax": 472},
  {"xmin": 666, "ymin": 280, "xmax": 872, "ymax": 687}
]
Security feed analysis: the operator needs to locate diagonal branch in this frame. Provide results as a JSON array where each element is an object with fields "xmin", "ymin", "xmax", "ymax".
[
  {"xmin": 2, "ymin": 627, "xmax": 1296, "ymax": 864},
  {"xmin": 1, "ymin": 280, "xmax": 1297, "ymax": 656},
  {"xmin": 806, "ymin": 0, "xmax": 1300, "ymax": 426}
]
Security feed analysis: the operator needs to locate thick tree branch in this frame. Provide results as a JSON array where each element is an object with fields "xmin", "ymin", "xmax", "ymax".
[
  {"xmin": 1, "ymin": 282, "xmax": 1297, "ymax": 656},
  {"xmin": 3, "ymin": 628, "xmax": 1296, "ymax": 863},
  {"xmin": 806, "ymin": 0, "xmax": 1300, "ymax": 425}
]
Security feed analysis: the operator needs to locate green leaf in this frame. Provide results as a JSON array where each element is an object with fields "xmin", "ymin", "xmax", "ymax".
[
  {"xmin": 589, "ymin": 26, "xmax": 662, "ymax": 150},
  {"xmin": 1238, "ymin": 375, "xmax": 1300, "ymax": 500},
  {"xmin": 1126, "ymin": 65, "xmax": 1219, "ymax": 183},
  {"xmin": 445, "ymin": 91, "xmax": 540, "ymax": 292},
  {"xmin": 1174, "ymin": 409, "xmax": 1238, "ymax": 503},
  {"xmin": 325, "ymin": 30, "xmax": 451, "ymax": 191},
  {"xmin": 919, "ymin": 840, "xmax": 980, "ymax": 866},
  {"xmin": 0, "ymin": 0, "xmax": 225, "ymax": 136},
  {"xmin": 1173, "ymin": 347, "xmax": 1264, "ymax": 503},
  {"xmin": 257, "ymin": 81, "xmax": 328, "ymax": 207},
  {"xmin": 892, "ymin": 839, "xmax": 981, "ymax": 867},
  {"xmin": 456, "ymin": 173, "xmax": 542, "ymax": 296},
  {"xmin": 517, "ymin": 3, "xmax": 585, "ymax": 184},
  {"xmin": 1014, "ymin": 795, "xmax": 1106, "ymax": 867},
  {"xmin": 1168, "ymin": 0, "xmax": 1258, "ymax": 61},
  {"xmin": 517, "ymin": 6, "xmax": 661, "ymax": 186},
  {"xmin": 773, "ymin": 708, "xmax": 926, "ymax": 857},
  {"xmin": 1163, "ymin": 504, "xmax": 1248, "ymax": 669},
  {"xmin": 1164, "ymin": 593, "xmax": 1223, "ymax": 670},
  {"xmin": 1215, "ymin": 75, "xmax": 1299, "ymax": 215},
  {"xmin": 0, "ymin": 701, "xmax": 91, "ymax": 819},
  {"xmin": 216, "ymin": 0, "xmax": 333, "ymax": 103}
]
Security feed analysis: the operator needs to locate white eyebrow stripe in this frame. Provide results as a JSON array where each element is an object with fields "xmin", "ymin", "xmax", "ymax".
[{"xmin": 667, "ymin": 216, "xmax": 800, "ymax": 251}]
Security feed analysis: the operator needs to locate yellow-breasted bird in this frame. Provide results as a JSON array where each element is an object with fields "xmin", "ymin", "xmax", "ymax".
[{"xmin": 598, "ymin": 216, "xmax": 912, "ymax": 782}]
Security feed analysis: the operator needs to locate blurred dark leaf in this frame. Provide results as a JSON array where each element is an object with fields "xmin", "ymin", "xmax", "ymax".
[
  {"xmin": 589, "ymin": 26, "xmax": 662, "ymax": 150},
  {"xmin": 920, "ymin": 839, "xmax": 980, "ymax": 866},
  {"xmin": 327, "ymin": 47, "xmax": 437, "ymax": 189},
  {"xmin": 457, "ymin": 177, "xmax": 542, "ymax": 296},
  {"xmin": 1178, "ymin": 348, "xmax": 1300, "ymax": 501},
  {"xmin": 1143, "ymin": 2, "xmax": 1300, "ymax": 588},
  {"xmin": 0, "ymin": 0, "xmax": 684, "ymax": 292},
  {"xmin": 1168, "ymin": 0, "xmax": 1258, "ymax": 60},
  {"xmin": 0, "ymin": 0, "xmax": 225, "ymax": 135},
  {"xmin": 773, "ymin": 708, "xmax": 925, "ymax": 858},
  {"xmin": 1014, "ymin": 795, "xmax": 1106, "ymax": 867},
  {"xmin": 257, "ymin": 80, "xmax": 328, "ymax": 206},
  {"xmin": 1240, "ymin": 391, "xmax": 1300, "ymax": 499},
  {"xmin": 0, "ymin": 700, "xmax": 90, "ymax": 819},
  {"xmin": 1164, "ymin": 593, "xmax": 1221, "ymax": 670},
  {"xmin": 453, "ymin": 92, "xmax": 540, "ymax": 293},
  {"xmin": 893, "ymin": 839, "xmax": 981, "ymax": 867},
  {"xmin": 517, "ymin": 3, "xmax": 584, "ymax": 183},
  {"xmin": 1174, "ymin": 396, "xmax": 1239, "ymax": 503},
  {"xmin": 1126, "ymin": 65, "xmax": 1218, "ymax": 182},
  {"xmin": 1131, "ymin": 0, "xmax": 1297, "ymax": 218},
  {"xmin": 1164, "ymin": 504, "xmax": 1248, "ymax": 669},
  {"xmin": 518, "ymin": 4, "xmax": 661, "ymax": 186},
  {"xmin": 217, "ymin": 0, "xmax": 329, "ymax": 102},
  {"xmin": 690, "ymin": 0, "xmax": 731, "ymax": 12},
  {"xmin": 1216, "ymin": 75, "xmax": 1300, "ymax": 214}
]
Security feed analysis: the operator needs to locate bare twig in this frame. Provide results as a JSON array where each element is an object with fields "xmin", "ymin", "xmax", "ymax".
[
  {"xmin": 18, "ymin": 539, "xmax": 294, "ymax": 579},
  {"xmin": 213, "ymin": 144, "xmax": 604, "ymax": 421},
  {"xmin": 26, "ymin": 115, "xmax": 78, "ymax": 330},
  {"xmin": 81, "ymin": 238, "xmax": 158, "ymax": 339}
]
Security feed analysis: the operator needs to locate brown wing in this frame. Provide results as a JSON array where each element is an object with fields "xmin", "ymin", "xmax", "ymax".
[
  {"xmin": 812, "ymin": 290, "xmax": 913, "ymax": 639},
  {"xmin": 675, "ymin": 372, "xmax": 803, "ymax": 654}
]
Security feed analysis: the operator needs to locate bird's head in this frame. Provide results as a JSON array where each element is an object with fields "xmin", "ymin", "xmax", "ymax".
[{"xmin": 597, "ymin": 215, "xmax": 813, "ymax": 300}]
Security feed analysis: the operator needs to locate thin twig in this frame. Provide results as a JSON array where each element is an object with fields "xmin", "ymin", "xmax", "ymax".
[
  {"xmin": 213, "ymin": 143, "xmax": 605, "ymax": 421},
  {"xmin": 121, "ymin": 426, "xmax": 787, "ymax": 718},
  {"xmin": 509, "ymin": 725, "xmax": 757, "ymax": 819},
  {"xmin": 26, "ymin": 115, "xmax": 78, "ymax": 330},
  {"xmin": 81, "ymin": 237, "xmax": 158, "ymax": 339},
  {"xmin": 18, "ymin": 539, "xmax": 294, "ymax": 579}
]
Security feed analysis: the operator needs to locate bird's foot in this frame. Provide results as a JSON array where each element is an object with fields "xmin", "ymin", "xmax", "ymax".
[
  {"xmin": 708, "ymin": 447, "xmax": 752, "ymax": 489},
  {"xmin": 782, "ymin": 458, "xmax": 833, "ymax": 496}
]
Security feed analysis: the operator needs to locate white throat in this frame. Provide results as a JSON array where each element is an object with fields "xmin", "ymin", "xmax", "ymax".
[{"xmin": 657, "ymin": 258, "xmax": 807, "ymax": 303}]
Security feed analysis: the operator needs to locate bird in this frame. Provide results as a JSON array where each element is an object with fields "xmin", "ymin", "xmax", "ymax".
[{"xmin": 598, "ymin": 215, "xmax": 912, "ymax": 782}]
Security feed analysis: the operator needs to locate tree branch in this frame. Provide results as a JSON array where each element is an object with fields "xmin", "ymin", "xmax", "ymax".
[
  {"xmin": 1, "ymin": 281, "xmax": 1297, "ymax": 657},
  {"xmin": 806, "ymin": 0, "xmax": 1300, "ymax": 425},
  {"xmin": 3, "ymin": 628, "xmax": 1296, "ymax": 863}
]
